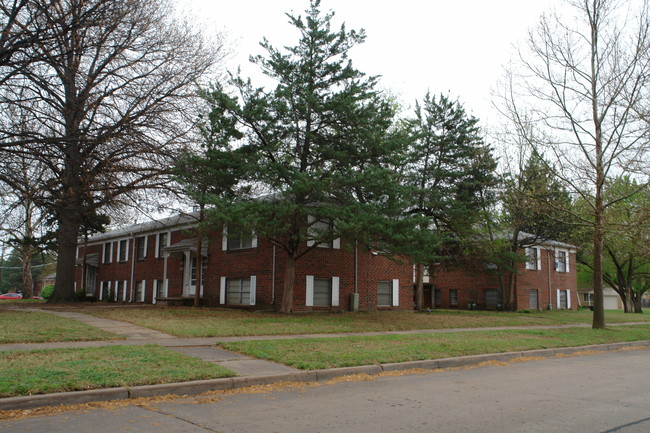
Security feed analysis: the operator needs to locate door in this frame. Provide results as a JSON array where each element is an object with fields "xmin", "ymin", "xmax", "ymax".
[
  {"xmin": 85, "ymin": 266, "xmax": 97, "ymax": 296},
  {"xmin": 183, "ymin": 252, "xmax": 196, "ymax": 297}
]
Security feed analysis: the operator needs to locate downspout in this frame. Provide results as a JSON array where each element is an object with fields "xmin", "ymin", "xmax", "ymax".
[
  {"xmin": 547, "ymin": 247, "xmax": 552, "ymax": 310},
  {"xmin": 354, "ymin": 241, "xmax": 358, "ymax": 294},
  {"xmin": 129, "ymin": 234, "xmax": 136, "ymax": 302},
  {"xmin": 271, "ymin": 245, "xmax": 276, "ymax": 304}
]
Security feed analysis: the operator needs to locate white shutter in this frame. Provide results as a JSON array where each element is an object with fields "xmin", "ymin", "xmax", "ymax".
[
  {"xmin": 251, "ymin": 232, "xmax": 258, "ymax": 248},
  {"xmin": 306, "ymin": 275, "xmax": 314, "ymax": 306},
  {"xmin": 556, "ymin": 289, "xmax": 561, "ymax": 309},
  {"xmin": 250, "ymin": 276, "xmax": 256, "ymax": 305},
  {"xmin": 220, "ymin": 277, "xmax": 226, "ymax": 304},
  {"xmin": 222, "ymin": 226, "xmax": 228, "ymax": 251},
  {"xmin": 331, "ymin": 276, "xmax": 340, "ymax": 306},
  {"xmin": 123, "ymin": 280, "xmax": 128, "ymax": 301},
  {"xmin": 392, "ymin": 279, "xmax": 399, "ymax": 306},
  {"xmin": 332, "ymin": 237, "xmax": 341, "ymax": 249},
  {"xmin": 99, "ymin": 281, "xmax": 104, "ymax": 301},
  {"xmin": 566, "ymin": 290, "xmax": 571, "ymax": 309},
  {"xmin": 141, "ymin": 280, "xmax": 146, "ymax": 302},
  {"xmin": 536, "ymin": 247, "xmax": 542, "ymax": 270},
  {"xmin": 144, "ymin": 236, "xmax": 148, "ymax": 258}
]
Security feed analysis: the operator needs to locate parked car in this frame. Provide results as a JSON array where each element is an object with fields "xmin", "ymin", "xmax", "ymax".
[{"xmin": 0, "ymin": 293, "xmax": 23, "ymax": 300}]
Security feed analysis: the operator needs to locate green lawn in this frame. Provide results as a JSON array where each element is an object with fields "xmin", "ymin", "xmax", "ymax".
[
  {"xmin": 220, "ymin": 325, "xmax": 650, "ymax": 369},
  {"xmin": 0, "ymin": 345, "xmax": 235, "ymax": 398},
  {"xmin": 0, "ymin": 310, "xmax": 120, "ymax": 343},
  {"xmin": 86, "ymin": 307, "xmax": 650, "ymax": 338}
]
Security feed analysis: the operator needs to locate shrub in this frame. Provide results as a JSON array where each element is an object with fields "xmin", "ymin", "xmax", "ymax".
[{"xmin": 40, "ymin": 285, "xmax": 54, "ymax": 300}]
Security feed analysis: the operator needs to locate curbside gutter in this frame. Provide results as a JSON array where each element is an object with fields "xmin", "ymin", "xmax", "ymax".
[{"xmin": 2, "ymin": 340, "xmax": 650, "ymax": 412}]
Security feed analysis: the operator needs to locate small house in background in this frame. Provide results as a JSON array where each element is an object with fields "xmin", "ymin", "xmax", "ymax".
[{"xmin": 577, "ymin": 286, "xmax": 624, "ymax": 310}]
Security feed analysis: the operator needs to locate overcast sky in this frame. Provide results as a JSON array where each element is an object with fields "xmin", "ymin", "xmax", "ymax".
[{"xmin": 178, "ymin": 0, "xmax": 560, "ymax": 125}]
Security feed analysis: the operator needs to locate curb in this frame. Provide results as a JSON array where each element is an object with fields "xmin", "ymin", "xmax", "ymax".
[{"xmin": 2, "ymin": 340, "xmax": 650, "ymax": 411}]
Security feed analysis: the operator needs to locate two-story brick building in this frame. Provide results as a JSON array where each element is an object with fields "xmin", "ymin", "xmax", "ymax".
[
  {"xmin": 419, "ymin": 237, "xmax": 578, "ymax": 310},
  {"xmin": 75, "ymin": 213, "xmax": 578, "ymax": 311},
  {"xmin": 74, "ymin": 212, "xmax": 413, "ymax": 311}
]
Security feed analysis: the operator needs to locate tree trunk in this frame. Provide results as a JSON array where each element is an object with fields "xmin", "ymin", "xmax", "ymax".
[
  {"xmin": 21, "ymin": 247, "xmax": 33, "ymax": 299},
  {"xmin": 633, "ymin": 294, "xmax": 643, "ymax": 314},
  {"xmin": 280, "ymin": 253, "xmax": 296, "ymax": 313},
  {"xmin": 49, "ymin": 215, "xmax": 80, "ymax": 303},
  {"xmin": 592, "ymin": 185, "xmax": 606, "ymax": 328},
  {"xmin": 415, "ymin": 262, "xmax": 424, "ymax": 310}
]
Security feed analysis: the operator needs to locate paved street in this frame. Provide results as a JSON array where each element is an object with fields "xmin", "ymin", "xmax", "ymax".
[{"xmin": 2, "ymin": 347, "xmax": 649, "ymax": 433}]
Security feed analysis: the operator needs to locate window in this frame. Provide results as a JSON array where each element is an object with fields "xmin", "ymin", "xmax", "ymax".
[
  {"xmin": 155, "ymin": 280, "xmax": 165, "ymax": 299},
  {"xmin": 449, "ymin": 289, "xmax": 458, "ymax": 306},
  {"xmin": 525, "ymin": 247, "xmax": 540, "ymax": 270},
  {"xmin": 224, "ymin": 227, "xmax": 255, "ymax": 250},
  {"xmin": 529, "ymin": 289, "xmax": 539, "ymax": 310},
  {"xmin": 583, "ymin": 293, "xmax": 593, "ymax": 303},
  {"xmin": 555, "ymin": 249, "xmax": 568, "ymax": 272},
  {"xmin": 156, "ymin": 232, "xmax": 168, "ymax": 258},
  {"xmin": 313, "ymin": 278, "xmax": 332, "ymax": 307},
  {"xmin": 115, "ymin": 280, "xmax": 122, "ymax": 301},
  {"xmin": 558, "ymin": 289, "xmax": 568, "ymax": 309},
  {"xmin": 377, "ymin": 281, "xmax": 392, "ymax": 307},
  {"xmin": 118, "ymin": 239, "xmax": 128, "ymax": 262},
  {"xmin": 136, "ymin": 236, "xmax": 147, "ymax": 260},
  {"xmin": 434, "ymin": 289, "xmax": 441, "ymax": 307},
  {"xmin": 103, "ymin": 242, "xmax": 112, "ymax": 263},
  {"xmin": 307, "ymin": 216, "xmax": 340, "ymax": 249},
  {"xmin": 135, "ymin": 281, "xmax": 144, "ymax": 302},
  {"xmin": 227, "ymin": 277, "xmax": 251, "ymax": 305}
]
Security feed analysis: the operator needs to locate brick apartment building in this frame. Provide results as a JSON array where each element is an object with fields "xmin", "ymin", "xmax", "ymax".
[
  {"xmin": 75, "ymin": 212, "xmax": 578, "ymax": 311},
  {"xmin": 75, "ymin": 212, "xmax": 413, "ymax": 311},
  {"xmin": 421, "ymin": 238, "xmax": 578, "ymax": 311}
]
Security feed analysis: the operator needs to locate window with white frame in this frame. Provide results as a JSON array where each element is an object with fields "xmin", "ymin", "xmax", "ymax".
[
  {"xmin": 155, "ymin": 280, "xmax": 165, "ymax": 299},
  {"xmin": 449, "ymin": 289, "xmax": 458, "ymax": 306},
  {"xmin": 223, "ymin": 226, "xmax": 256, "ymax": 250},
  {"xmin": 555, "ymin": 249, "xmax": 569, "ymax": 272},
  {"xmin": 136, "ymin": 236, "xmax": 147, "ymax": 260},
  {"xmin": 103, "ymin": 242, "xmax": 112, "ymax": 263},
  {"xmin": 118, "ymin": 239, "xmax": 128, "ymax": 262},
  {"xmin": 525, "ymin": 247, "xmax": 540, "ymax": 270},
  {"xmin": 156, "ymin": 232, "xmax": 168, "ymax": 258},
  {"xmin": 377, "ymin": 281, "xmax": 392, "ymax": 307},
  {"xmin": 306, "ymin": 275, "xmax": 340, "ymax": 307},
  {"xmin": 135, "ymin": 281, "xmax": 145, "ymax": 302},
  {"xmin": 307, "ymin": 216, "xmax": 340, "ymax": 249},
  {"xmin": 226, "ymin": 277, "xmax": 251, "ymax": 305}
]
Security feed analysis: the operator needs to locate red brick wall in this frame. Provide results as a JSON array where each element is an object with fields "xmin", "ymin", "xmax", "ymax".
[{"xmin": 430, "ymin": 247, "xmax": 578, "ymax": 310}]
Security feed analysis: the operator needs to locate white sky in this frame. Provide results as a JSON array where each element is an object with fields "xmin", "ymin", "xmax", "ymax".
[{"xmin": 178, "ymin": 0, "xmax": 560, "ymax": 125}]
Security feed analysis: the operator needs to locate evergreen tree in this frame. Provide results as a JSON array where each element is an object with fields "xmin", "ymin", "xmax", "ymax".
[
  {"xmin": 404, "ymin": 93, "xmax": 497, "ymax": 310},
  {"xmin": 191, "ymin": 0, "xmax": 401, "ymax": 312}
]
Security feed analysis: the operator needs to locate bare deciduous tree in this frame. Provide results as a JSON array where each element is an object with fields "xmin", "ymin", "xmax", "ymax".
[
  {"xmin": 0, "ymin": 0, "xmax": 223, "ymax": 302},
  {"xmin": 499, "ymin": 0, "xmax": 650, "ymax": 328}
]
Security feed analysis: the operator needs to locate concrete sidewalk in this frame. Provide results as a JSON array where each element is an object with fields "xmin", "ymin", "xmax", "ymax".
[{"xmin": 1, "ymin": 309, "xmax": 650, "ymax": 411}]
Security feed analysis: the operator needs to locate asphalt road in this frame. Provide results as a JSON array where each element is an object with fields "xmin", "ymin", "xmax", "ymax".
[{"xmin": 3, "ymin": 348, "xmax": 650, "ymax": 433}]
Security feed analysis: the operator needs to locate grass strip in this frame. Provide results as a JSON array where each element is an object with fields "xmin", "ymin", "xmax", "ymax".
[
  {"xmin": 87, "ymin": 308, "xmax": 650, "ymax": 338},
  {"xmin": 0, "ymin": 310, "xmax": 120, "ymax": 343},
  {"xmin": 0, "ymin": 345, "xmax": 235, "ymax": 398},
  {"xmin": 220, "ymin": 325, "xmax": 650, "ymax": 370}
]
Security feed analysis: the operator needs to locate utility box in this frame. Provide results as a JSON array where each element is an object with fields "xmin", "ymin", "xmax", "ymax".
[{"xmin": 350, "ymin": 293, "xmax": 359, "ymax": 312}]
